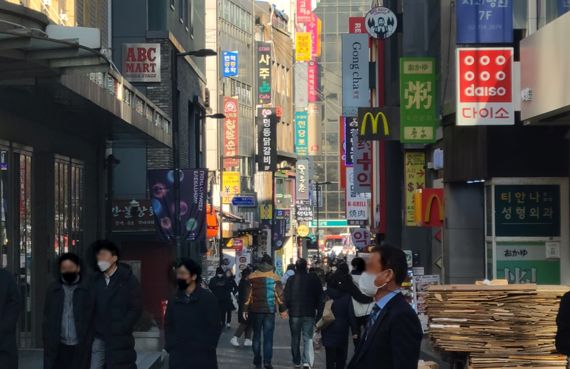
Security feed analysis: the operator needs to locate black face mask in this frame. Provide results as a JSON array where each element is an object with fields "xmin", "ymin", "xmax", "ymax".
[
  {"xmin": 62, "ymin": 272, "xmax": 78, "ymax": 284},
  {"xmin": 177, "ymin": 278, "xmax": 190, "ymax": 290}
]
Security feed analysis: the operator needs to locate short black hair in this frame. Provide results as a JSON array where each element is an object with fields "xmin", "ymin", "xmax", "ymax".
[
  {"xmin": 351, "ymin": 257, "xmax": 365, "ymax": 272},
  {"xmin": 241, "ymin": 267, "xmax": 251, "ymax": 278},
  {"xmin": 58, "ymin": 253, "xmax": 81, "ymax": 267},
  {"xmin": 286, "ymin": 264, "xmax": 295, "ymax": 271},
  {"xmin": 176, "ymin": 258, "xmax": 202, "ymax": 283},
  {"xmin": 92, "ymin": 239, "xmax": 120, "ymax": 258},
  {"xmin": 371, "ymin": 245, "xmax": 408, "ymax": 285},
  {"xmin": 216, "ymin": 266, "xmax": 224, "ymax": 274},
  {"xmin": 295, "ymin": 258, "xmax": 308, "ymax": 273},
  {"xmin": 337, "ymin": 262, "xmax": 349, "ymax": 275},
  {"xmin": 261, "ymin": 254, "xmax": 272, "ymax": 265}
]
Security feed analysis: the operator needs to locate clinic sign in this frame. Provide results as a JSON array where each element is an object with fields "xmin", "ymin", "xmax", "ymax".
[
  {"xmin": 342, "ymin": 34, "xmax": 370, "ymax": 110},
  {"xmin": 456, "ymin": 47, "xmax": 514, "ymax": 126},
  {"xmin": 456, "ymin": 0, "xmax": 513, "ymax": 44},
  {"xmin": 123, "ymin": 43, "xmax": 161, "ymax": 82}
]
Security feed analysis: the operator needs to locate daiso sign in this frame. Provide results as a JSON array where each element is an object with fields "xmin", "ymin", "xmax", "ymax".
[{"xmin": 456, "ymin": 47, "xmax": 514, "ymax": 126}]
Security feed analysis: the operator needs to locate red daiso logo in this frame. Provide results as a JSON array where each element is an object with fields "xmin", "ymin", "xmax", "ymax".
[{"xmin": 458, "ymin": 48, "xmax": 512, "ymax": 103}]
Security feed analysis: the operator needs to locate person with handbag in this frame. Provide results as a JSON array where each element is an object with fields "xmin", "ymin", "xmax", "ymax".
[{"xmin": 319, "ymin": 266, "xmax": 359, "ymax": 369}]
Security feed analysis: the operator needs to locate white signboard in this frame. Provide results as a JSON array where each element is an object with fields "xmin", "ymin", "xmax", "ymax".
[
  {"xmin": 365, "ymin": 6, "xmax": 398, "ymax": 39},
  {"xmin": 346, "ymin": 167, "xmax": 369, "ymax": 223},
  {"xmin": 456, "ymin": 47, "xmax": 514, "ymax": 126},
  {"xmin": 351, "ymin": 227, "xmax": 370, "ymax": 250},
  {"xmin": 122, "ymin": 43, "xmax": 161, "ymax": 82}
]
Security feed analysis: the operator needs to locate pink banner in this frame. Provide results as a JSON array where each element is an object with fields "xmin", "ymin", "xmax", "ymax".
[
  {"xmin": 297, "ymin": 0, "xmax": 312, "ymax": 24},
  {"xmin": 308, "ymin": 61, "xmax": 318, "ymax": 103},
  {"xmin": 223, "ymin": 97, "xmax": 239, "ymax": 167}
]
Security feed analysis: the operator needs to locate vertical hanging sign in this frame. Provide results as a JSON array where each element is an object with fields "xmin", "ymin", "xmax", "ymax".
[
  {"xmin": 222, "ymin": 51, "xmax": 239, "ymax": 78},
  {"xmin": 345, "ymin": 117, "xmax": 359, "ymax": 166},
  {"xmin": 296, "ymin": 159, "xmax": 310, "ymax": 200},
  {"xmin": 294, "ymin": 63, "xmax": 309, "ymax": 109},
  {"xmin": 342, "ymin": 34, "xmax": 370, "ymax": 112},
  {"xmin": 308, "ymin": 61, "xmax": 318, "ymax": 102},
  {"xmin": 223, "ymin": 96, "xmax": 239, "ymax": 167},
  {"xmin": 456, "ymin": 0, "xmax": 513, "ymax": 44},
  {"xmin": 295, "ymin": 111, "xmax": 309, "ymax": 156},
  {"xmin": 295, "ymin": 33, "xmax": 312, "ymax": 62},
  {"xmin": 352, "ymin": 131, "xmax": 373, "ymax": 195},
  {"xmin": 297, "ymin": 0, "xmax": 312, "ymax": 24},
  {"xmin": 400, "ymin": 58, "xmax": 437, "ymax": 143},
  {"xmin": 404, "ymin": 152, "xmax": 426, "ymax": 226},
  {"xmin": 257, "ymin": 108, "xmax": 277, "ymax": 171},
  {"xmin": 256, "ymin": 42, "xmax": 272, "ymax": 105}
]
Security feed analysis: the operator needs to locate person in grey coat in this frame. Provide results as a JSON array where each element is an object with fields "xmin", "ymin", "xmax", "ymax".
[{"xmin": 0, "ymin": 268, "xmax": 20, "ymax": 369}]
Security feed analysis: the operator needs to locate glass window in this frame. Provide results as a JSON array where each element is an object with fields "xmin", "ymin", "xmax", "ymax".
[{"xmin": 54, "ymin": 157, "xmax": 84, "ymax": 256}]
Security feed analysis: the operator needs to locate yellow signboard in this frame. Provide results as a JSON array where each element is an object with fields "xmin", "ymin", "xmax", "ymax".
[
  {"xmin": 297, "ymin": 224, "xmax": 310, "ymax": 237},
  {"xmin": 260, "ymin": 203, "xmax": 273, "ymax": 220},
  {"xmin": 296, "ymin": 32, "xmax": 312, "ymax": 62},
  {"xmin": 404, "ymin": 152, "xmax": 426, "ymax": 226},
  {"xmin": 222, "ymin": 171, "xmax": 241, "ymax": 204}
]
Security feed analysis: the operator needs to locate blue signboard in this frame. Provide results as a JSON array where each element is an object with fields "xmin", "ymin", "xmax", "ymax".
[
  {"xmin": 222, "ymin": 51, "xmax": 238, "ymax": 77},
  {"xmin": 231, "ymin": 195, "xmax": 257, "ymax": 207},
  {"xmin": 559, "ymin": 0, "xmax": 570, "ymax": 15},
  {"xmin": 456, "ymin": 0, "xmax": 513, "ymax": 44}
]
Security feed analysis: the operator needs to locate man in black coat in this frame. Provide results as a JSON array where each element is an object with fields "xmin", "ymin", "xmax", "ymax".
[
  {"xmin": 90, "ymin": 240, "xmax": 143, "ymax": 369},
  {"xmin": 284, "ymin": 258, "xmax": 323, "ymax": 368},
  {"xmin": 0, "ymin": 268, "xmax": 19, "ymax": 369},
  {"xmin": 347, "ymin": 245, "xmax": 422, "ymax": 369},
  {"xmin": 556, "ymin": 291, "xmax": 570, "ymax": 354},
  {"xmin": 43, "ymin": 253, "xmax": 94, "ymax": 369}
]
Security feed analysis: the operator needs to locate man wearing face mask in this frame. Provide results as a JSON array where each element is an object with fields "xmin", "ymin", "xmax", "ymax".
[
  {"xmin": 347, "ymin": 245, "xmax": 422, "ymax": 369},
  {"xmin": 43, "ymin": 253, "xmax": 94, "ymax": 369},
  {"xmin": 165, "ymin": 258, "xmax": 221, "ymax": 369},
  {"xmin": 90, "ymin": 240, "xmax": 143, "ymax": 369}
]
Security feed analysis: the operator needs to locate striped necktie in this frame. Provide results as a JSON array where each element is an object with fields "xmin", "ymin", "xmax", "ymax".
[{"xmin": 363, "ymin": 304, "xmax": 381, "ymax": 341}]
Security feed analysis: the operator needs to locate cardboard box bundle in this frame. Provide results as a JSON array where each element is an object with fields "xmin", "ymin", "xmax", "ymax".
[
  {"xmin": 426, "ymin": 284, "xmax": 570, "ymax": 368},
  {"xmin": 418, "ymin": 360, "xmax": 439, "ymax": 369}
]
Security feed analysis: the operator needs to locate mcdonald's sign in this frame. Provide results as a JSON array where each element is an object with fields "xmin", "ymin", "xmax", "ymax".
[
  {"xmin": 357, "ymin": 107, "xmax": 400, "ymax": 140},
  {"xmin": 414, "ymin": 188, "xmax": 444, "ymax": 228}
]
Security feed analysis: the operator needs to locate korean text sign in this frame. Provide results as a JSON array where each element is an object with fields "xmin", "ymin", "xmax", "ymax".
[
  {"xmin": 222, "ymin": 51, "xmax": 238, "ymax": 77},
  {"xmin": 352, "ymin": 132, "xmax": 373, "ymax": 195},
  {"xmin": 456, "ymin": 0, "xmax": 513, "ymax": 44},
  {"xmin": 297, "ymin": 0, "xmax": 312, "ymax": 23},
  {"xmin": 123, "ymin": 43, "xmax": 161, "ymax": 82},
  {"xmin": 342, "ymin": 34, "xmax": 370, "ymax": 109},
  {"xmin": 346, "ymin": 167, "xmax": 369, "ymax": 224},
  {"xmin": 345, "ymin": 117, "xmax": 359, "ymax": 166},
  {"xmin": 296, "ymin": 159, "xmax": 310, "ymax": 200},
  {"xmin": 223, "ymin": 97, "xmax": 239, "ymax": 167},
  {"xmin": 295, "ymin": 111, "xmax": 309, "ymax": 155},
  {"xmin": 222, "ymin": 171, "xmax": 241, "ymax": 204},
  {"xmin": 296, "ymin": 33, "xmax": 312, "ymax": 62},
  {"xmin": 308, "ymin": 61, "xmax": 318, "ymax": 102},
  {"xmin": 257, "ymin": 108, "xmax": 277, "ymax": 171},
  {"xmin": 456, "ymin": 48, "xmax": 514, "ymax": 126},
  {"xmin": 400, "ymin": 58, "xmax": 437, "ymax": 143},
  {"xmin": 404, "ymin": 152, "xmax": 426, "ymax": 227},
  {"xmin": 256, "ymin": 42, "xmax": 272, "ymax": 105}
]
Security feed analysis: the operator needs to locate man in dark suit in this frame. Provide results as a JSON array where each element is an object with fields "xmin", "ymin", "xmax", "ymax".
[{"xmin": 347, "ymin": 245, "xmax": 422, "ymax": 369}]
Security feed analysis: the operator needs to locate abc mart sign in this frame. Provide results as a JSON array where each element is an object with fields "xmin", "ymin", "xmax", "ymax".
[{"xmin": 456, "ymin": 47, "xmax": 514, "ymax": 126}]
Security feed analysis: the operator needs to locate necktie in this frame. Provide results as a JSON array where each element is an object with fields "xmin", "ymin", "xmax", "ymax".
[{"xmin": 363, "ymin": 304, "xmax": 381, "ymax": 341}]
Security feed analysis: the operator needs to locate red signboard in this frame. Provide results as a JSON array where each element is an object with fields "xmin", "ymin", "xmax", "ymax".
[
  {"xmin": 456, "ymin": 47, "xmax": 514, "ymax": 126},
  {"xmin": 223, "ymin": 97, "xmax": 239, "ymax": 167},
  {"xmin": 420, "ymin": 188, "xmax": 444, "ymax": 228},
  {"xmin": 308, "ymin": 61, "xmax": 318, "ymax": 103},
  {"xmin": 349, "ymin": 17, "xmax": 366, "ymax": 33},
  {"xmin": 297, "ymin": 0, "xmax": 312, "ymax": 24}
]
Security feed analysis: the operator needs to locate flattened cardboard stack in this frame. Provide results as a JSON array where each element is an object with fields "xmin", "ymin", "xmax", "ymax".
[{"xmin": 426, "ymin": 284, "xmax": 570, "ymax": 369}]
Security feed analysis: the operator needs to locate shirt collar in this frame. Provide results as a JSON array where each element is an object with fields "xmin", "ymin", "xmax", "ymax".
[{"xmin": 376, "ymin": 289, "xmax": 401, "ymax": 310}]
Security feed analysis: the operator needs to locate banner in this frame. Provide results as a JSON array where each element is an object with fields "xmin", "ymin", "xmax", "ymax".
[
  {"xmin": 223, "ymin": 97, "xmax": 239, "ymax": 167},
  {"xmin": 456, "ymin": 0, "xmax": 513, "ymax": 44},
  {"xmin": 456, "ymin": 47, "xmax": 514, "ymax": 126},
  {"xmin": 345, "ymin": 116, "xmax": 359, "ymax": 166},
  {"xmin": 352, "ymin": 131, "xmax": 373, "ymax": 195},
  {"xmin": 307, "ymin": 14, "xmax": 322, "ymax": 58},
  {"xmin": 148, "ymin": 169, "xmax": 207, "ymax": 241},
  {"xmin": 308, "ymin": 61, "xmax": 318, "ymax": 102},
  {"xmin": 295, "ymin": 111, "xmax": 309, "ymax": 155},
  {"xmin": 222, "ymin": 171, "xmax": 241, "ymax": 204},
  {"xmin": 342, "ymin": 34, "xmax": 370, "ymax": 109},
  {"xmin": 404, "ymin": 152, "xmax": 425, "ymax": 226},
  {"xmin": 294, "ymin": 63, "xmax": 309, "ymax": 109},
  {"xmin": 296, "ymin": 200, "xmax": 313, "ymax": 222},
  {"xmin": 123, "ymin": 43, "xmax": 161, "ymax": 82},
  {"xmin": 296, "ymin": 33, "xmax": 312, "ymax": 62},
  {"xmin": 257, "ymin": 108, "xmax": 277, "ymax": 171},
  {"xmin": 296, "ymin": 159, "xmax": 310, "ymax": 200},
  {"xmin": 400, "ymin": 58, "xmax": 437, "ymax": 143},
  {"xmin": 222, "ymin": 51, "xmax": 238, "ymax": 77},
  {"xmin": 256, "ymin": 42, "xmax": 272, "ymax": 105},
  {"xmin": 297, "ymin": 0, "xmax": 312, "ymax": 23},
  {"xmin": 357, "ymin": 107, "xmax": 400, "ymax": 141}
]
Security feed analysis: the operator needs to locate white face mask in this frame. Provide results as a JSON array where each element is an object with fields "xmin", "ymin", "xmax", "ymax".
[
  {"xmin": 97, "ymin": 260, "xmax": 112, "ymax": 272},
  {"xmin": 358, "ymin": 271, "xmax": 387, "ymax": 297}
]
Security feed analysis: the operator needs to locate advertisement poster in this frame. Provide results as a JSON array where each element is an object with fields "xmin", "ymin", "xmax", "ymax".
[
  {"xmin": 496, "ymin": 242, "xmax": 560, "ymax": 284},
  {"xmin": 223, "ymin": 97, "xmax": 239, "ymax": 167},
  {"xmin": 256, "ymin": 42, "xmax": 272, "ymax": 105},
  {"xmin": 400, "ymin": 58, "xmax": 437, "ymax": 143},
  {"xmin": 148, "ymin": 169, "xmax": 207, "ymax": 241},
  {"xmin": 295, "ymin": 111, "xmax": 309, "ymax": 155},
  {"xmin": 122, "ymin": 43, "xmax": 161, "ymax": 82},
  {"xmin": 222, "ymin": 171, "xmax": 241, "ymax": 204},
  {"xmin": 222, "ymin": 51, "xmax": 238, "ymax": 78},
  {"xmin": 404, "ymin": 152, "xmax": 426, "ymax": 226},
  {"xmin": 342, "ymin": 34, "xmax": 370, "ymax": 109},
  {"xmin": 456, "ymin": 47, "xmax": 514, "ymax": 126},
  {"xmin": 295, "ymin": 33, "xmax": 312, "ymax": 62},
  {"xmin": 456, "ymin": 0, "xmax": 513, "ymax": 44},
  {"xmin": 257, "ymin": 108, "xmax": 277, "ymax": 171}
]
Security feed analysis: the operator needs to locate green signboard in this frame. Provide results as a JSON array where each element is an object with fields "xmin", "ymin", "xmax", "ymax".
[
  {"xmin": 494, "ymin": 185, "xmax": 560, "ymax": 237},
  {"xmin": 400, "ymin": 58, "xmax": 437, "ymax": 144},
  {"xmin": 310, "ymin": 219, "xmax": 348, "ymax": 228},
  {"xmin": 496, "ymin": 242, "xmax": 560, "ymax": 284}
]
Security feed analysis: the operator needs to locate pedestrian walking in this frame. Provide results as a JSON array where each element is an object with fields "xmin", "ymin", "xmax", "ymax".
[
  {"xmin": 231, "ymin": 267, "xmax": 253, "ymax": 347},
  {"xmin": 281, "ymin": 263, "xmax": 295, "ymax": 286},
  {"xmin": 347, "ymin": 245, "xmax": 422, "ymax": 369},
  {"xmin": 43, "ymin": 253, "xmax": 94, "ymax": 369},
  {"xmin": 90, "ymin": 240, "xmax": 143, "ymax": 369},
  {"xmin": 556, "ymin": 290, "xmax": 570, "ymax": 354},
  {"xmin": 209, "ymin": 266, "xmax": 236, "ymax": 328},
  {"xmin": 165, "ymin": 258, "xmax": 221, "ymax": 369},
  {"xmin": 243, "ymin": 254, "xmax": 288, "ymax": 369},
  {"xmin": 284, "ymin": 258, "xmax": 323, "ymax": 369},
  {"xmin": 320, "ymin": 273, "xmax": 359, "ymax": 369},
  {"xmin": 0, "ymin": 268, "xmax": 19, "ymax": 369},
  {"xmin": 349, "ymin": 257, "xmax": 374, "ymax": 347}
]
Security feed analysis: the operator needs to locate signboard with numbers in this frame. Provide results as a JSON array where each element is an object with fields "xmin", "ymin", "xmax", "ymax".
[
  {"xmin": 494, "ymin": 185, "xmax": 560, "ymax": 237},
  {"xmin": 222, "ymin": 171, "xmax": 241, "ymax": 204},
  {"xmin": 496, "ymin": 242, "xmax": 560, "ymax": 284},
  {"xmin": 296, "ymin": 33, "xmax": 312, "ymax": 62},
  {"xmin": 456, "ymin": 0, "xmax": 513, "ymax": 44},
  {"xmin": 400, "ymin": 58, "xmax": 437, "ymax": 143},
  {"xmin": 404, "ymin": 152, "xmax": 426, "ymax": 226}
]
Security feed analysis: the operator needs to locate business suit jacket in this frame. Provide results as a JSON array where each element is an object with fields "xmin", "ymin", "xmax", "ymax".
[{"xmin": 347, "ymin": 293, "xmax": 423, "ymax": 369}]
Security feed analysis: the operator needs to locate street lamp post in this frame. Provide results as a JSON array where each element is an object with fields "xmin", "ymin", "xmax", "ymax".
[
  {"xmin": 314, "ymin": 181, "xmax": 331, "ymax": 263},
  {"xmin": 171, "ymin": 48, "xmax": 217, "ymax": 258}
]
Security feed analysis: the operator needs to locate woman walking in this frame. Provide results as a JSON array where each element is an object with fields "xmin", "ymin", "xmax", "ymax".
[
  {"xmin": 209, "ymin": 267, "xmax": 236, "ymax": 328},
  {"xmin": 230, "ymin": 267, "xmax": 253, "ymax": 347}
]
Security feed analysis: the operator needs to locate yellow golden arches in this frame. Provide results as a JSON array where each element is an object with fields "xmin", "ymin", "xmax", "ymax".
[{"xmin": 360, "ymin": 111, "xmax": 390, "ymax": 137}]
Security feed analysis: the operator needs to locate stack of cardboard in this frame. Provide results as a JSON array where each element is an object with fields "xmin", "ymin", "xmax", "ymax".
[
  {"xmin": 426, "ymin": 284, "xmax": 569, "ymax": 368},
  {"xmin": 418, "ymin": 360, "xmax": 439, "ymax": 369}
]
